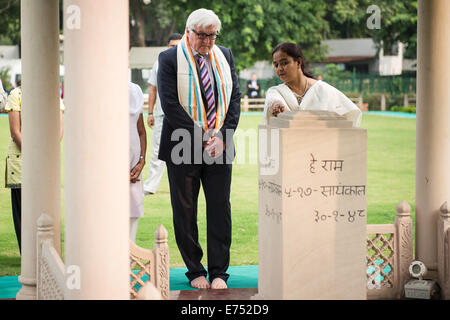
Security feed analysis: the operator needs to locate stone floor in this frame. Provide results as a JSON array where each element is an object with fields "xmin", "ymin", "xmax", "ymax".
[
  {"xmin": 1, "ymin": 288, "xmax": 259, "ymax": 301},
  {"xmin": 170, "ymin": 287, "xmax": 258, "ymax": 300}
]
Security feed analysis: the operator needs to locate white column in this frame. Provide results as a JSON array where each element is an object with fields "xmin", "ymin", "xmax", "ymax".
[
  {"xmin": 416, "ymin": 0, "xmax": 450, "ymax": 272},
  {"xmin": 17, "ymin": 0, "xmax": 61, "ymax": 300},
  {"xmin": 63, "ymin": 0, "xmax": 130, "ymax": 299}
]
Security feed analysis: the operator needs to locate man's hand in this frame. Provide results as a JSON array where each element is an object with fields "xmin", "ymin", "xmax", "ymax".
[
  {"xmin": 204, "ymin": 136, "xmax": 225, "ymax": 158},
  {"xmin": 147, "ymin": 114, "xmax": 155, "ymax": 128},
  {"xmin": 147, "ymin": 84, "xmax": 157, "ymax": 128}
]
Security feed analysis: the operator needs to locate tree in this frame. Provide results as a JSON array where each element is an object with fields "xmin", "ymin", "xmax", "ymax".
[
  {"xmin": 130, "ymin": 0, "xmax": 147, "ymax": 47},
  {"xmin": 372, "ymin": 0, "xmax": 417, "ymax": 58},
  {"xmin": 0, "ymin": 66, "xmax": 12, "ymax": 91},
  {"xmin": 169, "ymin": 0, "xmax": 329, "ymax": 71},
  {"xmin": 229, "ymin": 0, "xmax": 328, "ymax": 70},
  {"xmin": 323, "ymin": 0, "xmax": 417, "ymax": 59},
  {"xmin": 129, "ymin": 0, "xmax": 331, "ymax": 73},
  {"xmin": 314, "ymin": 63, "xmax": 352, "ymax": 82},
  {"xmin": 2, "ymin": 0, "xmax": 417, "ymax": 78},
  {"xmin": 129, "ymin": 0, "xmax": 189, "ymax": 87},
  {"xmin": 129, "ymin": 0, "xmax": 189, "ymax": 47},
  {"xmin": 0, "ymin": 0, "xmax": 20, "ymax": 45}
]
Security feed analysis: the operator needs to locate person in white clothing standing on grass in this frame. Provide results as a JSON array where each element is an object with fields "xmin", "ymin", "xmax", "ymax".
[
  {"xmin": 144, "ymin": 33, "xmax": 182, "ymax": 195},
  {"xmin": 129, "ymin": 81, "xmax": 147, "ymax": 242}
]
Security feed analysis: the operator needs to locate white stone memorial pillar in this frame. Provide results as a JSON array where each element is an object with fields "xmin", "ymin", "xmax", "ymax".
[
  {"xmin": 416, "ymin": 0, "xmax": 450, "ymax": 273},
  {"xmin": 257, "ymin": 111, "xmax": 367, "ymax": 299},
  {"xmin": 63, "ymin": 0, "xmax": 130, "ymax": 299},
  {"xmin": 17, "ymin": 0, "xmax": 61, "ymax": 300}
]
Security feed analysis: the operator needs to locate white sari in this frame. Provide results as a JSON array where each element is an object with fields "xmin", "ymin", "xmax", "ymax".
[
  {"xmin": 129, "ymin": 82, "xmax": 144, "ymax": 219},
  {"xmin": 263, "ymin": 80, "xmax": 362, "ymax": 127}
]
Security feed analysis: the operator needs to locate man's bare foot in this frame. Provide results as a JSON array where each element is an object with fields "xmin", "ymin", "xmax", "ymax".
[
  {"xmin": 211, "ymin": 278, "xmax": 227, "ymax": 289},
  {"xmin": 190, "ymin": 276, "xmax": 210, "ymax": 289}
]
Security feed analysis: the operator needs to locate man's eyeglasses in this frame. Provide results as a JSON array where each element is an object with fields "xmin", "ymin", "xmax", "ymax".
[{"xmin": 191, "ymin": 29, "xmax": 219, "ymax": 40}]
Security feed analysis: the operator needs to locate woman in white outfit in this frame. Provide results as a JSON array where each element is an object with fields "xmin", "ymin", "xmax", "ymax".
[
  {"xmin": 263, "ymin": 42, "xmax": 361, "ymax": 127},
  {"xmin": 129, "ymin": 82, "xmax": 147, "ymax": 242}
]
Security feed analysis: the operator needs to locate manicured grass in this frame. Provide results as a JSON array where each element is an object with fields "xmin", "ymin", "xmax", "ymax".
[
  {"xmin": 0, "ymin": 113, "xmax": 416, "ymax": 276},
  {"xmin": 365, "ymin": 114, "xmax": 416, "ymax": 225}
]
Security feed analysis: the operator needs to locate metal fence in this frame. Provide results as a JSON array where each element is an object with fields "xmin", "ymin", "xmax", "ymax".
[
  {"xmin": 330, "ymin": 74, "xmax": 416, "ymax": 96},
  {"xmin": 240, "ymin": 73, "xmax": 416, "ymax": 98}
]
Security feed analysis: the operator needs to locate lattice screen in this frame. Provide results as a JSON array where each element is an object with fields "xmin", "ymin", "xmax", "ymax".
[
  {"xmin": 39, "ymin": 257, "xmax": 64, "ymax": 300},
  {"xmin": 129, "ymin": 255, "xmax": 153, "ymax": 299},
  {"xmin": 366, "ymin": 233, "xmax": 395, "ymax": 289}
]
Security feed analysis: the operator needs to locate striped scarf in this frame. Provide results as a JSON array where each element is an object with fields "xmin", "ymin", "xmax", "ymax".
[{"xmin": 177, "ymin": 35, "xmax": 233, "ymax": 134}]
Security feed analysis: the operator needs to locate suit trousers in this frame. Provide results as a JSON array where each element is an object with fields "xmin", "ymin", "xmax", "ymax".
[{"xmin": 166, "ymin": 161, "xmax": 232, "ymax": 283}]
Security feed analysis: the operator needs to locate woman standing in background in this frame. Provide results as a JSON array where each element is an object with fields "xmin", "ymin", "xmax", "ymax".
[
  {"xmin": 128, "ymin": 81, "xmax": 147, "ymax": 242},
  {"xmin": 4, "ymin": 80, "xmax": 64, "ymax": 254}
]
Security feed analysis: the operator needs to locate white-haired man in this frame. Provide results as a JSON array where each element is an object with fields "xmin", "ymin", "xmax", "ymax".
[{"xmin": 157, "ymin": 8, "xmax": 241, "ymax": 289}]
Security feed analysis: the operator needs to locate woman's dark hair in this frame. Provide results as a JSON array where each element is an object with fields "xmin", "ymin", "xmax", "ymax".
[{"xmin": 271, "ymin": 42, "xmax": 314, "ymax": 79}]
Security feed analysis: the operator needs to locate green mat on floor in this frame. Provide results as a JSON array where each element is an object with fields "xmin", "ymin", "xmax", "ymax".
[
  {"xmin": 0, "ymin": 276, "xmax": 22, "ymax": 300},
  {"xmin": 0, "ymin": 265, "xmax": 258, "ymax": 299},
  {"xmin": 164, "ymin": 265, "xmax": 258, "ymax": 291}
]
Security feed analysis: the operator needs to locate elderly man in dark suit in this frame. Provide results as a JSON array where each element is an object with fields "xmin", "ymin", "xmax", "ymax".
[{"xmin": 157, "ymin": 8, "xmax": 241, "ymax": 289}]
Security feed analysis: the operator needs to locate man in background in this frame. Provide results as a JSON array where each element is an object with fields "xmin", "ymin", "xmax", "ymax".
[
  {"xmin": 246, "ymin": 73, "xmax": 260, "ymax": 98},
  {"xmin": 143, "ymin": 33, "xmax": 182, "ymax": 195}
]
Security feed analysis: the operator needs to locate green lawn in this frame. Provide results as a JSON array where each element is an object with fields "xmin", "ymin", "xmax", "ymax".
[{"xmin": 0, "ymin": 113, "xmax": 416, "ymax": 276}]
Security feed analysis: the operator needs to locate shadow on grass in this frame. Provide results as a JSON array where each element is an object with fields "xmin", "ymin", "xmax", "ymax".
[{"xmin": 0, "ymin": 254, "xmax": 21, "ymax": 276}]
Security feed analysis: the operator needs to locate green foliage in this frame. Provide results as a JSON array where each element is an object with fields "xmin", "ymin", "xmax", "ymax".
[
  {"xmin": 361, "ymin": 93, "xmax": 416, "ymax": 111},
  {"xmin": 0, "ymin": 0, "xmax": 20, "ymax": 45},
  {"xmin": 166, "ymin": 0, "xmax": 329, "ymax": 72},
  {"xmin": 0, "ymin": 67, "xmax": 12, "ymax": 92},
  {"xmin": 1, "ymin": 1, "xmax": 418, "ymax": 72},
  {"xmin": 362, "ymin": 93, "xmax": 386, "ymax": 111},
  {"xmin": 326, "ymin": 0, "xmax": 373, "ymax": 38},
  {"xmin": 373, "ymin": 0, "xmax": 417, "ymax": 58},
  {"xmin": 343, "ymin": 91, "xmax": 362, "ymax": 99},
  {"xmin": 390, "ymin": 106, "xmax": 416, "ymax": 113},
  {"xmin": 130, "ymin": 0, "xmax": 188, "ymax": 46},
  {"xmin": 324, "ymin": 0, "xmax": 417, "ymax": 59},
  {"xmin": 314, "ymin": 63, "xmax": 352, "ymax": 82},
  {"xmin": 125, "ymin": 0, "xmax": 418, "ymax": 68}
]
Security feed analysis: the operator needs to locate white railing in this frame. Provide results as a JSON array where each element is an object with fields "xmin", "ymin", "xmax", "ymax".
[
  {"xmin": 438, "ymin": 202, "xmax": 450, "ymax": 299},
  {"xmin": 36, "ymin": 213, "xmax": 65, "ymax": 300},
  {"xmin": 129, "ymin": 224, "xmax": 170, "ymax": 300},
  {"xmin": 36, "ymin": 212, "xmax": 170, "ymax": 300},
  {"xmin": 241, "ymin": 95, "xmax": 265, "ymax": 112}
]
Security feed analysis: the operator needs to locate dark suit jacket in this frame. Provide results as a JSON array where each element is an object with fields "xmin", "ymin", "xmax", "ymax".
[
  {"xmin": 247, "ymin": 80, "xmax": 260, "ymax": 98},
  {"xmin": 157, "ymin": 45, "xmax": 241, "ymax": 165}
]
